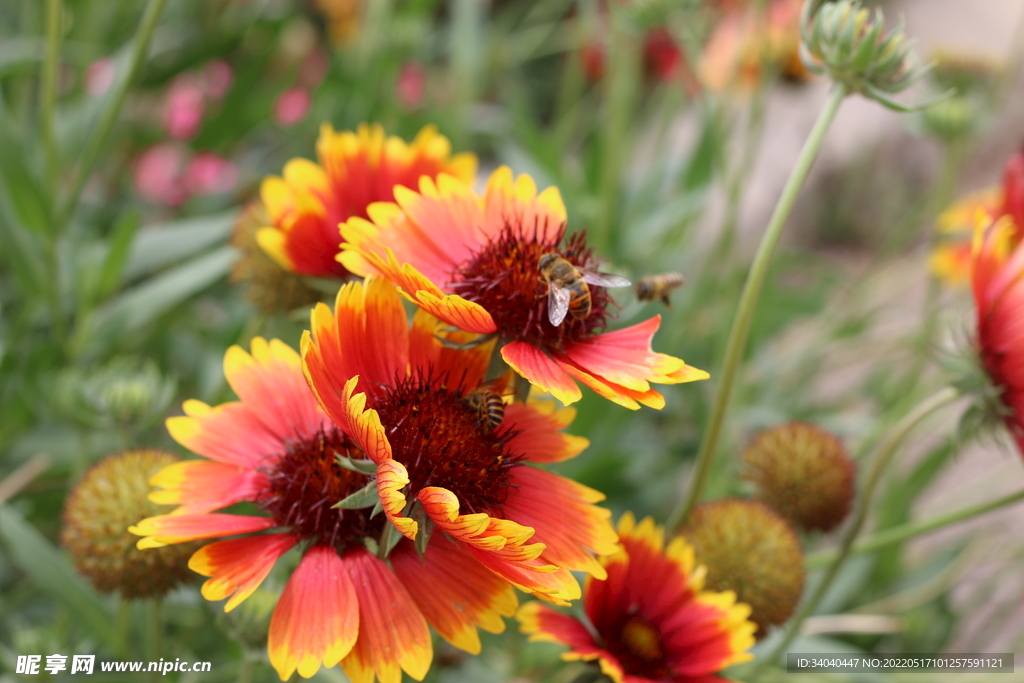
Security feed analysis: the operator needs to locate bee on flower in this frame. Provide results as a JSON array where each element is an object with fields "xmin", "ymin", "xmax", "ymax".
[
  {"xmin": 131, "ymin": 277, "xmax": 618, "ymax": 681},
  {"xmin": 339, "ymin": 167, "xmax": 708, "ymax": 409}
]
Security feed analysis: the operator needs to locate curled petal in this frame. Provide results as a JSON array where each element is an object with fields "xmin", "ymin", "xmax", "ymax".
[
  {"xmin": 268, "ymin": 545, "xmax": 359, "ymax": 680},
  {"xmin": 189, "ymin": 533, "xmax": 297, "ymax": 611},
  {"xmin": 377, "ymin": 460, "xmax": 418, "ymax": 539}
]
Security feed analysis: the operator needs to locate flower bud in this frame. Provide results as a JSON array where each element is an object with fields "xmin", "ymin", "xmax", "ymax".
[
  {"xmin": 61, "ymin": 450, "xmax": 199, "ymax": 599},
  {"xmin": 53, "ymin": 359, "xmax": 175, "ymax": 431},
  {"xmin": 742, "ymin": 422, "xmax": 855, "ymax": 532},
  {"xmin": 680, "ymin": 499, "xmax": 804, "ymax": 636},
  {"xmin": 920, "ymin": 95, "xmax": 976, "ymax": 142},
  {"xmin": 801, "ymin": 0, "xmax": 931, "ymax": 110}
]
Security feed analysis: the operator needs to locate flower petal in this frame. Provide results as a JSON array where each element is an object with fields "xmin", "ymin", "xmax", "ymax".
[
  {"xmin": 222, "ymin": 338, "xmax": 329, "ymax": 442},
  {"xmin": 502, "ymin": 466, "xmax": 618, "ymax": 581},
  {"xmin": 148, "ymin": 460, "xmax": 265, "ymax": 515},
  {"xmin": 501, "ymin": 341, "xmax": 582, "ymax": 406},
  {"xmin": 129, "ymin": 514, "xmax": 276, "ymax": 549},
  {"xmin": 377, "ymin": 459, "xmax": 418, "ymax": 539},
  {"xmin": 516, "ymin": 601, "xmax": 604, "ymax": 659},
  {"xmin": 189, "ymin": 533, "xmax": 297, "ymax": 611},
  {"xmin": 341, "ymin": 548, "xmax": 433, "ymax": 683},
  {"xmin": 408, "ymin": 308, "xmax": 495, "ymax": 391},
  {"xmin": 167, "ymin": 400, "xmax": 289, "ymax": 468},
  {"xmin": 268, "ymin": 545, "xmax": 359, "ymax": 680},
  {"xmin": 499, "ymin": 399, "xmax": 589, "ymax": 464},
  {"xmin": 391, "ymin": 536, "xmax": 518, "ymax": 655}
]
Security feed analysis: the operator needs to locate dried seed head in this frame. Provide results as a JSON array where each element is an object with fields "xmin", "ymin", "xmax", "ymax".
[
  {"xmin": 742, "ymin": 422, "xmax": 855, "ymax": 532},
  {"xmin": 680, "ymin": 499, "xmax": 804, "ymax": 637},
  {"xmin": 62, "ymin": 450, "xmax": 199, "ymax": 599}
]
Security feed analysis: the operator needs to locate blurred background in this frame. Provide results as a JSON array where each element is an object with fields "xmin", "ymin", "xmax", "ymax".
[{"xmin": 1, "ymin": 0, "xmax": 1024, "ymax": 681}]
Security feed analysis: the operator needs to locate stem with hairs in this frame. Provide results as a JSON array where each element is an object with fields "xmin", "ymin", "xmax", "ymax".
[
  {"xmin": 806, "ymin": 485, "xmax": 1024, "ymax": 570},
  {"xmin": 749, "ymin": 386, "xmax": 960, "ymax": 680},
  {"xmin": 667, "ymin": 82, "xmax": 849, "ymax": 531}
]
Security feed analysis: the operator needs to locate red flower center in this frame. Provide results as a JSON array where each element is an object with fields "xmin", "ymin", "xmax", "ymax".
[
  {"xmin": 451, "ymin": 222, "xmax": 615, "ymax": 352},
  {"xmin": 256, "ymin": 428, "xmax": 383, "ymax": 551},
  {"xmin": 373, "ymin": 373, "xmax": 520, "ymax": 515},
  {"xmin": 605, "ymin": 613, "xmax": 670, "ymax": 679}
]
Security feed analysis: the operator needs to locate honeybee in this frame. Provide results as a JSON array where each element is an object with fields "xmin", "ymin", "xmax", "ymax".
[
  {"xmin": 635, "ymin": 273, "xmax": 685, "ymax": 309},
  {"xmin": 462, "ymin": 386, "xmax": 507, "ymax": 433},
  {"xmin": 538, "ymin": 253, "xmax": 631, "ymax": 327}
]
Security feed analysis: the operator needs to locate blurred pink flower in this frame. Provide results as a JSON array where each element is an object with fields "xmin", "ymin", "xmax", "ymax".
[
  {"xmin": 185, "ymin": 152, "xmax": 238, "ymax": 196},
  {"xmin": 133, "ymin": 143, "xmax": 188, "ymax": 206},
  {"xmin": 203, "ymin": 60, "xmax": 233, "ymax": 100},
  {"xmin": 164, "ymin": 76, "xmax": 206, "ymax": 140},
  {"xmin": 274, "ymin": 87, "xmax": 311, "ymax": 126},
  {"xmin": 85, "ymin": 58, "xmax": 116, "ymax": 96},
  {"xmin": 396, "ymin": 61, "xmax": 426, "ymax": 110},
  {"xmin": 299, "ymin": 49, "xmax": 329, "ymax": 88}
]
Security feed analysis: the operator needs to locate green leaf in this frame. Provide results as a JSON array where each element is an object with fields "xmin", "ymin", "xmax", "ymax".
[
  {"xmin": 332, "ymin": 482, "xmax": 379, "ymax": 510},
  {"xmin": 0, "ymin": 506, "xmax": 120, "ymax": 653},
  {"xmin": 123, "ymin": 211, "xmax": 236, "ymax": 281},
  {"xmin": 411, "ymin": 503, "xmax": 434, "ymax": 559},
  {"xmin": 74, "ymin": 246, "xmax": 236, "ymax": 357},
  {"xmin": 335, "ymin": 453, "xmax": 378, "ymax": 475},
  {"xmin": 378, "ymin": 520, "xmax": 403, "ymax": 559},
  {"xmin": 0, "ymin": 107, "xmax": 53, "ymax": 236},
  {"xmin": 96, "ymin": 210, "xmax": 142, "ymax": 299}
]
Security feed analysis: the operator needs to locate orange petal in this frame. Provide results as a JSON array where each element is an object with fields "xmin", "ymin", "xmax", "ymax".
[
  {"xmin": 408, "ymin": 309, "xmax": 494, "ymax": 391},
  {"xmin": 391, "ymin": 536, "xmax": 517, "ymax": 655},
  {"xmin": 129, "ymin": 514, "xmax": 276, "ymax": 549},
  {"xmin": 416, "ymin": 487, "xmax": 580, "ymax": 602},
  {"xmin": 376, "ymin": 460, "xmax": 418, "ymax": 539},
  {"xmin": 268, "ymin": 545, "xmax": 359, "ymax": 680},
  {"xmin": 189, "ymin": 533, "xmax": 297, "ymax": 611},
  {"xmin": 500, "ymin": 400, "xmax": 589, "ymax": 464},
  {"xmin": 340, "ymin": 548, "xmax": 433, "ymax": 683},
  {"xmin": 148, "ymin": 460, "xmax": 265, "ymax": 515},
  {"xmin": 222, "ymin": 338, "xmax": 329, "ymax": 443},
  {"xmin": 502, "ymin": 466, "xmax": 618, "ymax": 581},
  {"xmin": 556, "ymin": 361, "xmax": 667, "ymax": 411},
  {"xmin": 167, "ymin": 401, "xmax": 289, "ymax": 468},
  {"xmin": 516, "ymin": 601, "xmax": 603, "ymax": 658},
  {"xmin": 500, "ymin": 341, "xmax": 582, "ymax": 406}
]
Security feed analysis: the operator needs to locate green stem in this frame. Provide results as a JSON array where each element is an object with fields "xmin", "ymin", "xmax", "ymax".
[
  {"xmin": 666, "ymin": 82, "xmax": 849, "ymax": 532},
  {"xmin": 748, "ymin": 386, "xmax": 959, "ymax": 680},
  {"xmin": 145, "ymin": 598, "xmax": 163, "ymax": 668},
  {"xmin": 116, "ymin": 595, "xmax": 132, "ymax": 657},
  {"xmin": 806, "ymin": 486, "xmax": 1024, "ymax": 570},
  {"xmin": 236, "ymin": 653, "xmax": 254, "ymax": 683},
  {"xmin": 58, "ymin": 0, "xmax": 170, "ymax": 229},
  {"xmin": 41, "ymin": 0, "xmax": 62, "ymax": 191}
]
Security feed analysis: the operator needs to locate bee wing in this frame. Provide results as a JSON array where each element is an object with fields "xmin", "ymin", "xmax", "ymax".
[
  {"xmin": 582, "ymin": 271, "xmax": 631, "ymax": 288},
  {"xmin": 547, "ymin": 284, "xmax": 571, "ymax": 326}
]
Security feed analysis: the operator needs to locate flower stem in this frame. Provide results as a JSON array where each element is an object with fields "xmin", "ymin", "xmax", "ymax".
[
  {"xmin": 41, "ymin": 0, "xmax": 62, "ymax": 191},
  {"xmin": 748, "ymin": 386, "xmax": 959, "ymax": 680},
  {"xmin": 667, "ymin": 82, "xmax": 849, "ymax": 532},
  {"xmin": 806, "ymin": 485, "xmax": 1024, "ymax": 570},
  {"xmin": 58, "ymin": 0, "xmax": 170, "ymax": 229}
]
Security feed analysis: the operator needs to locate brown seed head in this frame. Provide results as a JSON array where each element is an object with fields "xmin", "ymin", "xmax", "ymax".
[
  {"xmin": 742, "ymin": 422, "xmax": 855, "ymax": 533},
  {"xmin": 680, "ymin": 499, "xmax": 804, "ymax": 637},
  {"xmin": 61, "ymin": 450, "xmax": 199, "ymax": 599}
]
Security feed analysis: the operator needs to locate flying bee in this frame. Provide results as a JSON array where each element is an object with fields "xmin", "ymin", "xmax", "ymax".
[
  {"xmin": 538, "ymin": 253, "xmax": 631, "ymax": 327},
  {"xmin": 462, "ymin": 386, "xmax": 507, "ymax": 433},
  {"xmin": 635, "ymin": 273, "xmax": 685, "ymax": 309}
]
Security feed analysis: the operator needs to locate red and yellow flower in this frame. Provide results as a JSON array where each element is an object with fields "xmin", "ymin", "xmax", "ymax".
[
  {"xmin": 338, "ymin": 167, "xmax": 707, "ymax": 409},
  {"xmin": 517, "ymin": 513, "xmax": 756, "ymax": 683},
  {"xmin": 301, "ymin": 277, "xmax": 619, "ymax": 601},
  {"xmin": 972, "ymin": 216, "xmax": 1024, "ymax": 455},
  {"xmin": 130, "ymin": 295, "xmax": 614, "ymax": 680},
  {"xmin": 931, "ymin": 144, "xmax": 1024, "ymax": 286},
  {"xmin": 257, "ymin": 123, "xmax": 476, "ymax": 278}
]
